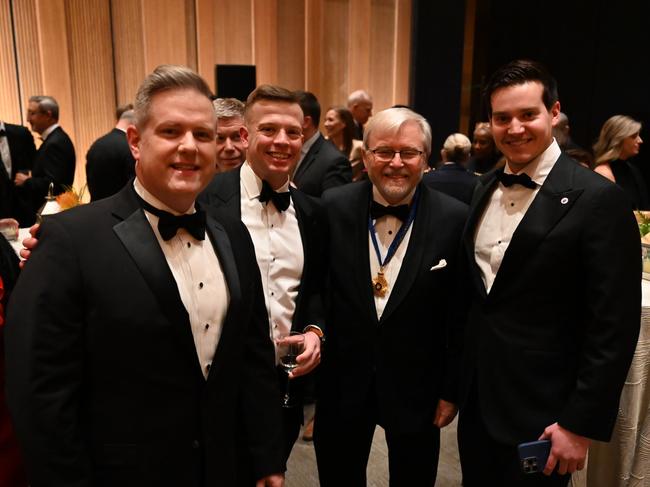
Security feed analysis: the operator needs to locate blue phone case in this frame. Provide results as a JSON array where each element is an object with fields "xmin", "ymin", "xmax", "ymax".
[{"xmin": 518, "ymin": 440, "xmax": 551, "ymax": 474}]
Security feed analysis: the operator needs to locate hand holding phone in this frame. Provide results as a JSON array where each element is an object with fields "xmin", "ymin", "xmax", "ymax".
[{"xmin": 518, "ymin": 439, "xmax": 551, "ymax": 474}]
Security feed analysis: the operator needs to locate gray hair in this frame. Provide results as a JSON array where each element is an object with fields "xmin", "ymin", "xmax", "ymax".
[
  {"xmin": 213, "ymin": 97, "xmax": 245, "ymax": 119},
  {"xmin": 134, "ymin": 65, "xmax": 213, "ymax": 128},
  {"xmin": 347, "ymin": 89, "xmax": 372, "ymax": 106},
  {"xmin": 29, "ymin": 95, "xmax": 59, "ymax": 120},
  {"xmin": 363, "ymin": 107, "xmax": 432, "ymax": 157}
]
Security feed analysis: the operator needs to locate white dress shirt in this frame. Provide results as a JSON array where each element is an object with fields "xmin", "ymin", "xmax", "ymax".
[
  {"xmin": 134, "ymin": 179, "xmax": 229, "ymax": 379},
  {"xmin": 240, "ymin": 162, "xmax": 304, "ymax": 352},
  {"xmin": 474, "ymin": 140, "xmax": 561, "ymax": 293},
  {"xmin": 368, "ymin": 187, "xmax": 416, "ymax": 319}
]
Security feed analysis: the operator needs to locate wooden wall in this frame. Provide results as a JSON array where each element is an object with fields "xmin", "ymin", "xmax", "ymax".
[{"xmin": 0, "ymin": 0, "xmax": 411, "ymax": 190}]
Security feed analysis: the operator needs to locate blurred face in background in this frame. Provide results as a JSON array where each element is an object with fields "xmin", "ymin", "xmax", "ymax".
[
  {"xmin": 324, "ymin": 109, "xmax": 345, "ymax": 139},
  {"xmin": 216, "ymin": 115, "xmax": 246, "ymax": 172},
  {"xmin": 619, "ymin": 132, "xmax": 643, "ymax": 160},
  {"xmin": 472, "ymin": 127, "xmax": 495, "ymax": 159}
]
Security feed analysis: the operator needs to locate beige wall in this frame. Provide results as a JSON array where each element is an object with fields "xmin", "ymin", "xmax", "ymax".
[{"xmin": 0, "ymin": 0, "xmax": 411, "ymax": 189}]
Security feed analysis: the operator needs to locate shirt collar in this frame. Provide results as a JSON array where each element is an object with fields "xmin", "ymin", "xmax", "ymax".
[
  {"xmin": 301, "ymin": 130, "xmax": 320, "ymax": 157},
  {"xmin": 41, "ymin": 123, "xmax": 60, "ymax": 141},
  {"xmin": 504, "ymin": 138, "xmax": 561, "ymax": 187},
  {"xmin": 133, "ymin": 178, "xmax": 196, "ymax": 216},
  {"xmin": 241, "ymin": 161, "xmax": 290, "ymax": 201}
]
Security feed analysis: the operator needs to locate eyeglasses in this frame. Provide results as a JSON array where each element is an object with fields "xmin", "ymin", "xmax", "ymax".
[{"xmin": 368, "ymin": 147, "xmax": 424, "ymax": 162}]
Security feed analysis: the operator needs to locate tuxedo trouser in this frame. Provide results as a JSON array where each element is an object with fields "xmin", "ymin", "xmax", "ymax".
[
  {"xmin": 458, "ymin": 392, "xmax": 570, "ymax": 487},
  {"xmin": 313, "ymin": 400, "xmax": 440, "ymax": 486}
]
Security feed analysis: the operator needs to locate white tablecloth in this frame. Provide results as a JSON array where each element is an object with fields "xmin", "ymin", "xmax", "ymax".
[{"xmin": 572, "ymin": 280, "xmax": 650, "ymax": 486}]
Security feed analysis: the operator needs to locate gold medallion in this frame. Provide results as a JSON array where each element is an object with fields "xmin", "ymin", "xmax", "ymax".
[{"xmin": 372, "ymin": 271, "xmax": 389, "ymax": 297}]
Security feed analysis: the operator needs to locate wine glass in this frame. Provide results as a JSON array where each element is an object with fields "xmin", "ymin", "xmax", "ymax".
[{"xmin": 276, "ymin": 331, "xmax": 305, "ymax": 408}]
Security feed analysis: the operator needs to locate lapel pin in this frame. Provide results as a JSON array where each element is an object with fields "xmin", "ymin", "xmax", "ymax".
[{"xmin": 560, "ymin": 197, "xmax": 569, "ymax": 205}]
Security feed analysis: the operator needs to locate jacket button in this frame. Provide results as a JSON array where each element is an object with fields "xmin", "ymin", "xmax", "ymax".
[{"xmin": 192, "ymin": 440, "xmax": 200, "ymax": 449}]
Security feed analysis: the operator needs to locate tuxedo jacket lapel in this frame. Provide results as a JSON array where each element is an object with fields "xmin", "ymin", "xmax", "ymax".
[
  {"xmin": 201, "ymin": 168, "xmax": 242, "ymax": 218},
  {"xmin": 380, "ymin": 186, "xmax": 445, "ymax": 323},
  {"xmin": 111, "ymin": 188, "xmax": 203, "ymax": 379},
  {"xmin": 353, "ymin": 182, "xmax": 379, "ymax": 324},
  {"xmin": 294, "ymin": 135, "xmax": 323, "ymax": 183},
  {"xmin": 464, "ymin": 173, "xmax": 498, "ymax": 299},
  {"xmin": 490, "ymin": 156, "xmax": 583, "ymax": 297}
]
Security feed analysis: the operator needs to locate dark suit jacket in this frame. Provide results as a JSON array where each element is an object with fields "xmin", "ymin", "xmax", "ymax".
[
  {"xmin": 22, "ymin": 126, "xmax": 76, "ymax": 218},
  {"xmin": 292, "ymin": 133, "xmax": 352, "ymax": 197},
  {"xmin": 5, "ymin": 185, "xmax": 284, "ymax": 487},
  {"xmin": 459, "ymin": 154, "xmax": 641, "ymax": 445},
  {"xmin": 86, "ymin": 128, "xmax": 136, "ymax": 201},
  {"xmin": 198, "ymin": 167, "xmax": 327, "ymax": 334},
  {"xmin": 423, "ymin": 162, "xmax": 478, "ymax": 205},
  {"xmin": 0, "ymin": 123, "xmax": 36, "ymax": 224},
  {"xmin": 318, "ymin": 181, "xmax": 468, "ymax": 434}
]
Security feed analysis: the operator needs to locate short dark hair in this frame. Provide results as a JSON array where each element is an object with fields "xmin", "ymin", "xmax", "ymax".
[
  {"xmin": 294, "ymin": 90, "xmax": 321, "ymax": 127},
  {"xmin": 244, "ymin": 85, "xmax": 299, "ymax": 123},
  {"xmin": 483, "ymin": 59, "xmax": 558, "ymax": 117}
]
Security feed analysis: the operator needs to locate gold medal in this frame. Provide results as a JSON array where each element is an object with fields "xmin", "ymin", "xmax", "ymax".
[{"xmin": 372, "ymin": 270, "xmax": 389, "ymax": 297}]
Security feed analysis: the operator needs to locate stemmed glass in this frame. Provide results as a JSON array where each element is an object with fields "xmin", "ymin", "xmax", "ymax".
[{"xmin": 276, "ymin": 331, "xmax": 305, "ymax": 408}]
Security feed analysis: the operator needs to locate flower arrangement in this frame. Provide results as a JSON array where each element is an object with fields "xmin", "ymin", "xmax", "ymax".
[
  {"xmin": 634, "ymin": 211, "xmax": 650, "ymax": 243},
  {"xmin": 56, "ymin": 184, "xmax": 86, "ymax": 210}
]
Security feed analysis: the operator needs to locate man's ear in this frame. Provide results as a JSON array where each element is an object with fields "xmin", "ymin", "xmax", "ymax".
[
  {"xmin": 362, "ymin": 147, "xmax": 371, "ymax": 170},
  {"xmin": 126, "ymin": 125, "xmax": 141, "ymax": 160},
  {"xmin": 303, "ymin": 115, "xmax": 313, "ymax": 131},
  {"xmin": 240, "ymin": 125, "xmax": 249, "ymax": 146}
]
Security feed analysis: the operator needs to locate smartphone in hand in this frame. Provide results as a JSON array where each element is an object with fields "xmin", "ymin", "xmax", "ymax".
[{"xmin": 518, "ymin": 440, "xmax": 551, "ymax": 474}]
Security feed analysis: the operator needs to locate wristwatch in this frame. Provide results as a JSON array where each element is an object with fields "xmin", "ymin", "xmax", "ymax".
[{"xmin": 303, "ymin": 324, "xmax": 325, "ymax": 343}]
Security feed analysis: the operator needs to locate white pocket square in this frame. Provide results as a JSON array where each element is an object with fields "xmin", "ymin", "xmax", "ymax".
[{"xmin": 430, "ymin": 259, "xmax": 447, "ymax": 271}]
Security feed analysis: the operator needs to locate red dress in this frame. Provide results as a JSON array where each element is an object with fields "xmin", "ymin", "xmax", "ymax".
[{"xmin": 0, "ymin": 276, "xmax": 29, "ymax": 487}]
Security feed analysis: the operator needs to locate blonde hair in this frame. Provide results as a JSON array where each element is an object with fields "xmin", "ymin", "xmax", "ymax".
[
  {"xmin": 593, "ymin": 115, "xmax": 642, "ymax": 166},
  {"xmin": 442, "ymin": 133, "xmax": 471, "ymax": 163},
  {"xmin": 134, "ymin": 65, "xmax": 213, "ymax": 128}
]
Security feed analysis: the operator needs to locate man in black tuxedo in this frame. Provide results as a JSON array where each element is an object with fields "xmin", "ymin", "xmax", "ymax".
[
  {"xmin": 347, "ymin": 89, "xmax": 373, "ymax": 140},
  {"xmin": 292, "ymin": 91, "xmax": 351, "ymax": 197},
  {"xmin": 5, "ymin": 65, "xmax": 284, "ymax": 487},
  {"xmin": 199, "ymin": 85, "xmax": 326, "ymax": 468},
  {"xmin": 15, "ymin": 96, "xmax": 75, "ymax": 223},
  {"xmin": 85, "ymin": 104, "xmax": 136, "ymax": 201},
  {"xmin": 457, "ymin": 60, "xmax": 640, "ymax": 486},
  {"xmin": 0, "ymin": 120, "xmax": 35, "ymax": 225},
  {"xmin": 314, "ymin": 107, "xmax": 467, "ymax": 486}
]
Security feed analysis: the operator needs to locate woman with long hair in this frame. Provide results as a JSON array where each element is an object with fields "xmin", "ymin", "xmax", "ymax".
[
  {"xmin": 324, "ymin": 106, "xmax": 364, "ymax": 180},
  {"xmin": 593, "ymin": 115, "xmax": 646, "ymax": 209}
]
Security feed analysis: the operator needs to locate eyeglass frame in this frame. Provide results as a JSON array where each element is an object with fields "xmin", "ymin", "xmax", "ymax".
[{"xmin": 366, "ymin": 147, "xmax": 425, "ymax": 162}]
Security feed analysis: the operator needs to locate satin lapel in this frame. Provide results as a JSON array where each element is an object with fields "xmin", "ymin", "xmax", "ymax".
[
  {"xmin": 112, "ymin": 192, "xmax": 203, "ymax": 378},
  {"xmin": 489, "ymin": 155, "xmax": 583, "ymax": 298},
  {"xmin": 353, "ymin": 182, "xmax": 378, "ymax": 324},
  {"xmin": 380, "ymin": 185, "xmax": 439, "ymax": 323},
  {"xmin": 289, "ymin": 188, "xmax": 313, "ymax": 325},
  {"xmin": 202, "ymin": 168, "xmax": 242, "ymax": 219},
  {"xmin": 204, "ymin": 215, "xmax": 242, "ymax": 384},
  {"xmin": 463, "ymin": 173, "xmax": 499, "ymax": 299},
  {"xmin": 294, "ymin": 135, "xmax": 322, "ymax": 182}
]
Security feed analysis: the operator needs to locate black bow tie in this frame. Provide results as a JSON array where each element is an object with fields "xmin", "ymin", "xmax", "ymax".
[
  {"xmin": 0, "ymin": 128, "xmax": 5, "ymax": 136},
  {"xmin": 137, "ymin": 195, "xmax": 206, "ymax": 241},
  {"xmin": 496, "ymin": 171, "xmax": 537, "ymax": 189},
  {"xmin": 370, "ymin": 201, "xmax": 410, "ymax": 221},
  {"xmin": 259, "ymin": 180, "xmax": 290, "ymax": 211}
]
